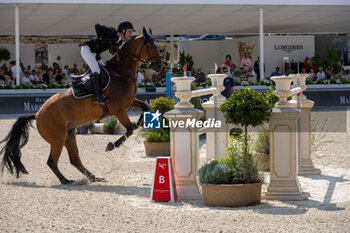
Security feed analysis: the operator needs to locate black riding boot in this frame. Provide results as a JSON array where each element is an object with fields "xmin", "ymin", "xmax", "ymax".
[{"xmin": 91, "ymin": 72, "xmax": 109, "ymax": 104}]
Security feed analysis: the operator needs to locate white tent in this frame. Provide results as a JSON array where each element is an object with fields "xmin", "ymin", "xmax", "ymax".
[
  {"xmin": 1, "ymin": 0, "xmax": 350, "ymax": 83},
  {"xmin": 0, "ymin": 1, "xmax": 350, "ymax": 35}
]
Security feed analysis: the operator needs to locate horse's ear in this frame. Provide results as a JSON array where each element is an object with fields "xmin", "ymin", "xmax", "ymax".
[
  {"xmin": 143, "ymin": 27, "xmax": 150, "ymax": 39},
  {"xmin": 148, "ymin": 28, "xmax": 153, "ymax": 36}
]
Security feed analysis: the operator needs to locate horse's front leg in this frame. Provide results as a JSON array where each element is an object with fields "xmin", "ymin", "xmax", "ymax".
[
  {"xmin": 131, "ymin": 98, "xmax": 149, "ymax": 127},
  {"xmin": 105, "ymin": 110, "xmax": 135, "ymax": 152}
]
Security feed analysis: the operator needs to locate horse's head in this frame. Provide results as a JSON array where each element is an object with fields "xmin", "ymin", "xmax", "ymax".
[{"xmin": 136, "ymin": 27, "xmax": 163, "ymax": 72}]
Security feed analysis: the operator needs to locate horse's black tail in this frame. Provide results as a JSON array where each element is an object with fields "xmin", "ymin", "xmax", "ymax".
[{"xmin": 0, "ymin": 115, "xmax": 36, "ymax": 178}]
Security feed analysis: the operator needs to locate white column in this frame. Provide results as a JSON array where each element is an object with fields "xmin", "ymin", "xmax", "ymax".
[
  {"xmin": 202, "ymin": 74, "xmax": 228, "ymax": 161},
  {"xmin": 15, "ymin": 6, "xmax": 20, "ymax": 86},
  {"xmin": 290, "ymin": 74, "xmax": 321, "ymax": 175},
  {"xmin": 263, "ymin": 76, "xmax": 308, "ymax": 201},
  {"xmin": 259, "ymin": 8, "xmax": 264, "ymax": 81},
  {"xmin": 164, "ymin": 76, "xmax": 202, "ymax": 200},
  {"xmin": 170, "ymin": 34, "xmax": 174, "ymax": 72}
]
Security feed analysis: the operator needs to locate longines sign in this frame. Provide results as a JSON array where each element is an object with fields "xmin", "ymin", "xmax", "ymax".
[{"xmin": 274, "ymin": 45, "xmax": 304, "ymax": 53}]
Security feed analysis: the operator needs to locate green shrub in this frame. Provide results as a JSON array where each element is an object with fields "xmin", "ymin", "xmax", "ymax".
[
  {"xmin": 221, "ymin": 137, "xmax": 263, "ymax": 184},
  {"xmin": 144, "ymin": 128, "xmax": 170, "ymax": 142},
  {"xmin": 150, "ymin": 96, "xmax": 174, "ymax": 115},
  {"xmin": 103, "ymin": 119, "xmax": 117, "ymax": 130},
  {"xmin": 253, "ymin": 127, "xmax": 269, "ymax": 154},
  {"xmin": 198, "ymin": 159, "xmax": 232, "ymax": 184},
  {"xmin": 198, "ymin": 136, "xmax": 264, "ymax": 184},
  {"xmin": 220, "ymin": 88, "xmax": 274, "ymax": 153}
]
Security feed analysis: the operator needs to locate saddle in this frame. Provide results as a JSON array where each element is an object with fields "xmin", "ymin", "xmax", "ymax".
[{"xmin": 71, "ymin": 64, "xmax": 111, "ymax": 99}]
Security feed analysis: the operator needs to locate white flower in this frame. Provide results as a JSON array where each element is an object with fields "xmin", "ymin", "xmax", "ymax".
[{"xmin": 241, "ymin": 81, "xmax": 249, "ymax": 86}]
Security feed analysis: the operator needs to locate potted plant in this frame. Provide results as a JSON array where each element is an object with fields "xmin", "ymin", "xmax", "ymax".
[
  {"xmin": 253, "ymin": 127, "xmax": 270, "ymax": 171},
  {"xmin": 199, "ymin": 136, "xmax": 263, "ymax": 207},
  {"xmin": 197, "ymin": 88, "xmax": 276, "ymax": 207},
  {"xmin": 144, "ymin": 128, "xmax": 170, "ymax": 156},
  {"xmin": 103, "ymin": 118, "xmax": 118, "ymax": 134},
  {"xmin": 143, "ymin": 97, "xmax": 174, "ymax": 156}
]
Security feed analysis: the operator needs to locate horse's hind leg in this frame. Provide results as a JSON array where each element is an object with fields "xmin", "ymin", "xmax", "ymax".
[
  {"xmin": 64, "ymin": 128, "xmax": 104, "ymax": 182},
  {"xmin": 46, "ymin": 136, "xmax": 74, "ymax": 185},
  {"xmin": 105, "ymin": 110, "xmax": 134, "ymax": 152}
]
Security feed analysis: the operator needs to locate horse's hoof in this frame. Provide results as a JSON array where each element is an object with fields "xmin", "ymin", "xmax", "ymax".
[
  {"xmin": 105, "ymin": 142, "xmax": 114, "ymax": 152},
  {"xmin": 93, "ymin": 176, "xmax": 105, "ymax": 182},
  {"xmin": 61, "ymin": 178, "xmax": 74, "ymax": 185}
]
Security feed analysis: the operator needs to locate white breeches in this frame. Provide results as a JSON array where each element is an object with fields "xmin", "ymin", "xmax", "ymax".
[{"xmin": 81, "ymin": 45, "xmax": 104, "ymax": 74}]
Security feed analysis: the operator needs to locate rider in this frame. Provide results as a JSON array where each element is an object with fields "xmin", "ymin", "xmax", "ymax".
[{"xmin": 81, "ymin": 21, "xmax": 135, "ymax": 104}]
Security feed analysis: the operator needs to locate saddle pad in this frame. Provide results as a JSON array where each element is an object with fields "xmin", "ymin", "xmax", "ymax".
[{"xmin": 72, "ymin": 65, "xmax": 111, "ymax": 99}]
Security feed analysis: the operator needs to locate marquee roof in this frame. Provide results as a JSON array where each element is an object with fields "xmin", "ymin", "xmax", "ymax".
[{"xmin": 0, "ymin": 1, "xmax": 350, "ymax": 36}]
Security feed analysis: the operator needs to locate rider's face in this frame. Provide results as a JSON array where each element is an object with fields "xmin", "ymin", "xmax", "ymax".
[{"xmin": 121, "ymin": 28, "xmax": 133, "ymax": 40}]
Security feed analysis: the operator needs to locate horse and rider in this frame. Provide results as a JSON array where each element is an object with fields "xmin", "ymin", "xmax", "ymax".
[{"xmin": 0, "ymin": 21, "xmax": 163, "ymax": 184}]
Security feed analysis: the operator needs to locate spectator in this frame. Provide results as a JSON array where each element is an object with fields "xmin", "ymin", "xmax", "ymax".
[
  {"xmin": 247, "ymin": 66, "xmax": 257, "ymax": 82},
  {"xmin": 42, "ymin": 69, "xmax": 51, "ymax": 85},
  {"xmin": 52, "ymin": 62, "xmax": 62, "ymax": 74},
  {"xmin": 0, "ymin": 67, "xmax": 6, "ymax": 84},
  {"xmin": 26, "ymin": 65, "xmax": 31, "ymax": 73},
  {"xmin": 224, "ymin": 54, "xmax": 233, "ymax": 68},
  {"xmin": 62, "ymin": 65, "xmax": 72, "ymax": 85},
  {"xmin": 326, "ymin": 66, "xmax": 335, "ymax": 77},
  {"xmin": 316, "ymin": 67, "xmax": 326, "ymax": 80},
  {"xmin": 309, "ymin": 68, "xmax": 315, "ymax": 81},
  {"xmin": 55, "ymin": 71, "xmax": 64, "ymax": 84},
  {"xmin": 80, "ymin": 63, "xmax": 88, "ymax": 74},
  {"xmin": 338, "ymin": 58, "xmax": 344, "ymax": 73},
  {"xmin": 9, "ymin": 60, "xmax": 22, "ymax": 80},
  {"xmin": 29, "ymin": 69, "xmax": 40, "ymax": 85},
  {"xmin": 301, "ymin": 67, "xmax": 307, "ymax": 74},
  {"xmin": 254, "ymin": 56, "xmax": 260, "ymax": 81},
  {"xmin": 62, "ymin": 65, "xmax": 70, "ymax": 78},
  {"xmin": 71, "ymin": 63, "xmax": 80, "ymax": 75},
  {"xmin": 270, "ymin": 67, "xmax": 281, "ymax": 77},
  {"xmin": 240, "ymin": 53, "xmax": 251, "ymax": 72},
  {"xmin": 21, "ymin": 71, "xmax": 31, "ymax": 84},
  {"xmin": 1, "ymin": 63, "xmax": 8, "ymax": 73},
  {"xmin": 194, "ymin": 68, "xmax": 205, "ymax": 83},
  {"xmin": 220, "ymin": 66, "xmax": 235, "ymax": 99},
  {"xmin": 303, "ymin": 57, "xmax": 310, "ymax": 72},
  {"xmin": 136, "ymin": 69, "xmax": 145, "ymax": 83}
]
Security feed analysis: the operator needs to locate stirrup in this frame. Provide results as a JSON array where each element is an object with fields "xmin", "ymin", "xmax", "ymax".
[{"xmin": 93, "ymin": 95, "xmax": 109, "ymax": 104}]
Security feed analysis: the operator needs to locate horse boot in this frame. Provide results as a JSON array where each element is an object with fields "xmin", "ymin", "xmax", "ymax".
[{"xmin": 91, "ymin": 72, "xmax": 109, "ymax": 104}]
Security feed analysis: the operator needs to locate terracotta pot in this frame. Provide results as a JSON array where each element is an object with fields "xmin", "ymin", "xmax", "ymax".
[
  {"xmin": 201, "ymin": 182, "xmax": 263, "ymax": 207},
  {"xmin": 144, "ymin": 141, "xmax": 170, "ymax": 156}
]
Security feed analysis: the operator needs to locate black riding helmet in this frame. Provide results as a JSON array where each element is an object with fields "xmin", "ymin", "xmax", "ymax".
[{"xmin": 118, "ymin": 21, "xmax": 136, "ymax": 32}]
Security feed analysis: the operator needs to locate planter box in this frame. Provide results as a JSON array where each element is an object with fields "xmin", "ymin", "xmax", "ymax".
[
  {"xmin": 144, "ymin": 141, "xmax": 170, "ymax": 156},
  {"xmin": 201, "ymin": 182, "xmax": 263, "ymax": 207}
]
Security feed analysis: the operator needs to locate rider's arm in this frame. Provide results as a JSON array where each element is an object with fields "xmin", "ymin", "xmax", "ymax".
[{"xmin": 95, "ymin": 24, "xmax": 118, "ymax": 41}]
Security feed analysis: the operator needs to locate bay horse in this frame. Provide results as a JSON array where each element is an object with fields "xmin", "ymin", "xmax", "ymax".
[{"xmin": 0, "ymin": 27, "xmax": 162, "ymax": 184}]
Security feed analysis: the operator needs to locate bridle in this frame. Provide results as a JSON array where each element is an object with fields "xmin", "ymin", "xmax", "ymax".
[{"xmin": 119, "ymin": 37, "xmax": 160, "ymax": 64}]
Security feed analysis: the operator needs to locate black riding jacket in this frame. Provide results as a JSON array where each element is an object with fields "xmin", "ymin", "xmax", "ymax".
[{"xmin": 83, "ymin": 24, "xmax": 122, "ymax": 56}]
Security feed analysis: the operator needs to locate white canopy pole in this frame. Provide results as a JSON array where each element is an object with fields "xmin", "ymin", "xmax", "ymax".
[
  {"xmin": 259, "ymin": 7, "xmax": 264, "ymax": 80},
  {"xmin": 15, "ymin": 6, "xmax": 20, "ymax": 86},
  {"xmin": 170, "ymin": 34, "xmax": 174, "ymax": 72}
]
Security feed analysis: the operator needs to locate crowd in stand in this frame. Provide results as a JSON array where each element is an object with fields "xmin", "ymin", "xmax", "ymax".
[{"xmin": 0, "ymin": 60, "xmax": 89, "ymax": 86}]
